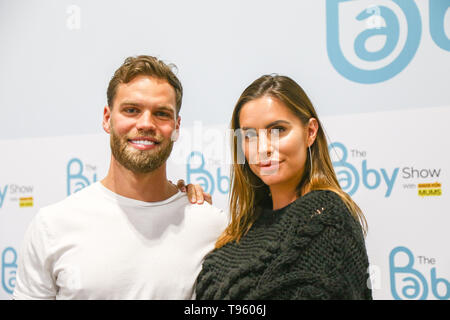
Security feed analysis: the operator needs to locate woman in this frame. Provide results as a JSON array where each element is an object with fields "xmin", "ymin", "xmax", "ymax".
[{"xmin": 194, "ymin": 74, "xmax": 372, "ymax": 299}]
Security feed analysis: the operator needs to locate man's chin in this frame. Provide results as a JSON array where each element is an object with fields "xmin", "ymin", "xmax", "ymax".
[
  {"xmin": 119, "ymin": 145, "xmax": 172, "ymax": 173},
  {"xmin": 119, "ymin": 158, "xmax": 164, "ymax": 174}
]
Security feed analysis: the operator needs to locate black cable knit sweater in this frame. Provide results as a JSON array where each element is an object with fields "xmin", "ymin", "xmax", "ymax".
[{"xmin": 195, "ymin": 190, "xmax": 373, "ymax": 300}]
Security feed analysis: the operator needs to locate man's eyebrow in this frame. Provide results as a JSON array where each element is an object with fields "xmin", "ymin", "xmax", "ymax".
[
  {"xmin": 119, "ymin": 102, "xmax": 175, "ymax": 113},
  {"xmin": 119, "ymin": 101, "xmax": 142, "ymax": 107},
  {"xmin": 241, "ymin": 120, "xmax": 290, "ymax": 131},
  {"xmin": 155, "ymin": 106, "xmax": 175, "ymax": 113}
]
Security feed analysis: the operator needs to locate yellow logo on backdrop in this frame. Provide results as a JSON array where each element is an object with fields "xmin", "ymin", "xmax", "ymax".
[
  {"xmin": 19, "ymin": 197, "xmax": 33, "ymax": 207},
  {"xmin": 417, "ymin": 182, "xmax": 442, "ymax": 197}
]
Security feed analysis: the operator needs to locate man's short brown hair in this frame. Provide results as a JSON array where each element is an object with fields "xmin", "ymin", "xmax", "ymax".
[{"xmin": 107, "ymin": 55, "xmax": 183, "ymax": 114}]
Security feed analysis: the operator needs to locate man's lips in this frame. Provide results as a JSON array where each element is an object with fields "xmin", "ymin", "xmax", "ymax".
[{"xmin": 128, "ymin": 137, "xmax": 160, "ymax": 150}]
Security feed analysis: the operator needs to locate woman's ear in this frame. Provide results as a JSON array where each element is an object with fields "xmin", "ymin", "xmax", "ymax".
[{"xmin": 307, "ymin": 118, "xmax": 319, "ymax": 147}]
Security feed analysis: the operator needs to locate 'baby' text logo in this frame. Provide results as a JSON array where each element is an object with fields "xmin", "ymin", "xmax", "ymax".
[
  {"xmin": 186, "ymin": 151, "xmax": 229, "ymax": 195},
  {"xmin": 401, "ymin": 167, "xmax": 443, "ymax": 197},
  {"xmin": 389, "ymin": 246, "xmax": 449, "ymax": 300},
  {"xmin": 0, "ymin": 184, "xmax": 34, "ymax": 209},
  {"xmin": 429, "ymin": 0, "xmax": 450, "ymax": 51},
  {"xmin": 0, "ymin": 185, "xmax": 7, "ymax": 209},
  {"xmin": 1, "ymin": 247, "xmax": 17, "ymax": 295},
  {"xmin": 326, "ymin": 0, "xmax": 450, "ymax": 83},
  {"xmin": 67, "ymin": 158, "xmax": 98, "ymax": 196},
  {"xmin": 329, "ymin": 142, "xmax": 399, "ymax": 197}
]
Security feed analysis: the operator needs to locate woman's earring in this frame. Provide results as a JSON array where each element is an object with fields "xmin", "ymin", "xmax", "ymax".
[{"xmin": 308, "ymin": 145, "xmax": 313, "ymax": 173}]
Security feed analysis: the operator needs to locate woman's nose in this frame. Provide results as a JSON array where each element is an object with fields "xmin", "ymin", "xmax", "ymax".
[{"xmin": 258, "ymin": 130, "xmax": 273, "ymax": 158}]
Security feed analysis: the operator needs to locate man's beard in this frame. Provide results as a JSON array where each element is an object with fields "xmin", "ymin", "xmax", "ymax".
[{"xmin": 110, "ymin": 124, "xmax": 174, "ymax": 174}]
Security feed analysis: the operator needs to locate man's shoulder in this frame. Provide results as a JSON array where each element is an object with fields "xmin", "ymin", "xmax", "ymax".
[
  {"xmin": 185, "ymin": 200, "xmax": 225, "ymax": 215},
  {"xmin": 37, "ymin": 183, "xmax": 100, "ymax": 218},
  {"xmin": 168, "ymin": 192, "xmax": 225, "ymax": 214},
  {"xmin": 183, "ymin": 200, "xmax": 229, "ymax": 226}
]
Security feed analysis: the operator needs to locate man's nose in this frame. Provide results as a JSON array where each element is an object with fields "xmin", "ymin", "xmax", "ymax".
[{"xmin": 136, "ymin": 110, "xmax": 156, "ymax": 131}]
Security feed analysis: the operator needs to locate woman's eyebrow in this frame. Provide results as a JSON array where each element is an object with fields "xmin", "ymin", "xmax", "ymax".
[
  {"xmin": 265, "ymin": 120, "xmax": 290, "ymax": 128},
  {"xmin": 241, "ymin": 120, "xmax": 290, "ymax": 131}
]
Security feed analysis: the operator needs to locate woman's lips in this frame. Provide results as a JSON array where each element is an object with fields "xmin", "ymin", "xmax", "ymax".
[
  {"xmin": 258, "ymin": 160, "xmax": 282, "ymax": 173},
  {"xmin": 258, "ymin": 160, "xmax": 281, "ymax": 167}
]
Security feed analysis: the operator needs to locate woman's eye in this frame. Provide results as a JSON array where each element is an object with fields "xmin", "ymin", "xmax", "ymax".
[
  {"xmin": 270, "ymin": 127, "xmax": 285, "ymax": 135},
  {"xmin": 243, "ymin": 130, "xmax": 257, "ymax": 139}
]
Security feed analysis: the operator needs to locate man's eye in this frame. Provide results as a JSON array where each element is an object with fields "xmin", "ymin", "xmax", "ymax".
[
  {"xmin": 124, "ymin": 108, "xmax": 138, "ymax": 114},
  {"xmin": 155, "ymin": 111, "xmax": 171, "ymax": 118}
]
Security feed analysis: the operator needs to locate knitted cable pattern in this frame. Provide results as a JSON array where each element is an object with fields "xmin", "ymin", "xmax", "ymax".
[{"xmin": 195, "ymin": 190, "xmax": 373, "ymax": 300}]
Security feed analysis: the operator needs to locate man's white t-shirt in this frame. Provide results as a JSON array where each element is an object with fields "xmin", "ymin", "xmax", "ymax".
[{"xmin": 13, "ymin": 182, "xmax": 228, "ymax": 300}]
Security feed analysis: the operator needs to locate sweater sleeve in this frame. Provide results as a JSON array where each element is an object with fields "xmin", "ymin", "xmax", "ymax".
[{"xmin": 254, "ymin": 205, "xmax": 372, "ymax": 300}]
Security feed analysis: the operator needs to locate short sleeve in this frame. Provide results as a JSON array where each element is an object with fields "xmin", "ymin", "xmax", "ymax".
[{"xmin": 13, "ymin": 212, "xmax": 57, "ymax": 300}]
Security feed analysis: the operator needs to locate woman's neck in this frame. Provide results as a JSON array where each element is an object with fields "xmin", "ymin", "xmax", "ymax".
[
  {"xmin": 269, "ymin": 186, "xmax": 298, "ymax": 210},
  {"xmin": 269, "ymin": 183, "xmax": 311, "ymax": 210}
]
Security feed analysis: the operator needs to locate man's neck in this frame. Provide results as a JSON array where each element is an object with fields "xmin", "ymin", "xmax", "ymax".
[{"xmin": 101, "ymin": 158, "xmax": 178, "ymax": 202}]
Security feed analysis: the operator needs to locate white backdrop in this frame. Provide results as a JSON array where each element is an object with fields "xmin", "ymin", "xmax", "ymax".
[{"xmin": 1, "ymin": 0, "xmax": 449, "ymax": 299}]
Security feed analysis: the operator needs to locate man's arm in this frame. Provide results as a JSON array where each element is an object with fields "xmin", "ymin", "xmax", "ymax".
[{"xmin": 13, "ymin": 212, "xmax": 57, "ymax": 300}]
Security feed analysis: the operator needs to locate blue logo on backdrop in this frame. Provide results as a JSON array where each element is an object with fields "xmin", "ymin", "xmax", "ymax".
[
  {"xmin": 187, "ymin": 145, "xmax": 402, "ymax": 197},
  {"xmin": 186, "ymin": 151, "xmax": 229, "ymax": 195},
  {"xmin": 1, "ymin": 247, "xmax": 17, "ymax": 295},
  {"xmin": 329, "ymin": 142, "xmax": 399, "ymax": 197},
  {"xmin": 326, "ymin": 0, "xmax": 450, "ymax": 83},
  {"xmin": 430, "ymin": 0, "xmax": 450, "ymax": 51},
  {"xmin": 0, "ymin": 185, "xmax": 8, "ymax": 209},
  {"xmin": 67, "ymin": 158, "xmax": 98, "ymax": 196},
  {"xmin": 390, "ymin": 246, "xmax": 449, "ymax": 300}
]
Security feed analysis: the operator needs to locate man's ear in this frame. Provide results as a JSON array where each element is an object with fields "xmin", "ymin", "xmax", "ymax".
[
  {"xmin": 171, "ymin": 114, "xmax": 181, "ymax": 142},
  {"xmin": 103, "ymin": 105, "xmax": 111, "ymax": 134},
  {"xmin": 307, "ymin": 118, "xmax": 319, "ymax": 147}
]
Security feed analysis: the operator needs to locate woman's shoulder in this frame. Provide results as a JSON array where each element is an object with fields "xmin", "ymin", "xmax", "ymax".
[
  {"xmin": 286, "ymin": 189, "xmax": 364, "ymax": 240},
  {"xmin": 289, "ymin": 189, "xmax": 348, "ymax": 218},
  {"xmin": 299, "ymin": 189, "xmax": 344, "ymax": 204}
]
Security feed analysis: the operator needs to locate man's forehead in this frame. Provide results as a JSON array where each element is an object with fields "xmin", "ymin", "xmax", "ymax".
[{"xmin": 115, "ymin": 76, "xmax": 176, "ymax": 108}]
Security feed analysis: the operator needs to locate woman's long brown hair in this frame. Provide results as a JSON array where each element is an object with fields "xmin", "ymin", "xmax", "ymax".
[{"xmin": 215, "ymin": 74, "xmax": 367, "ymax": 249}]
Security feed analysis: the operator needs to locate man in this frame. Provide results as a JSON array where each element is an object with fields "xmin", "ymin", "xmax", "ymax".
[{"xmin": 13, "ymin": 55, "xmax": 227, "ymax": 299}]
